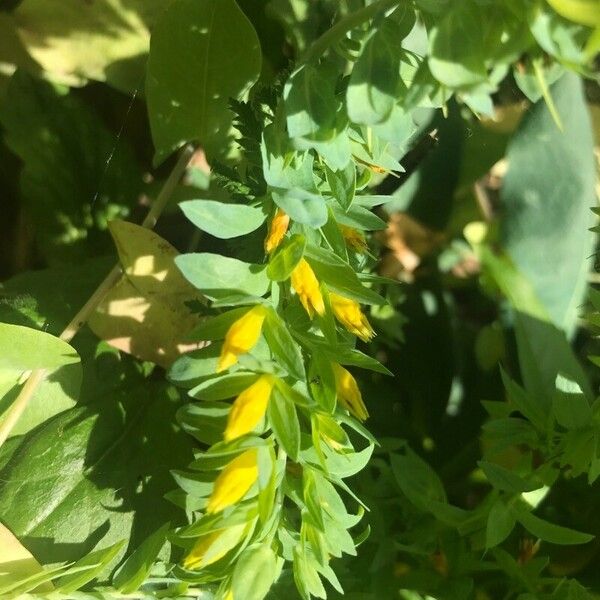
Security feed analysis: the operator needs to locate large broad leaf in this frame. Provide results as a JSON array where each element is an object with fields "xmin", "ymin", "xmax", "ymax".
[
  {"xmin": 9, "ymin": 0, "xmax": 166, "ymax": 91},
  {"xmin": 500, "ymin": 73, "xmax": 596, "ymax": 336},
  {"xmin": 0, "ymin": 382, "xmax": 193, "ymax": 572},
  {"xmin": 88, "ymin": 221, "xmax": 204, "ymax": 367},
  {"xmin": 146, "ymin": 0, "xmax": 262, "ymax": 163},
  {"xmin": 0, "ymin": 71, "xmax": 141, "ymax": 265}
]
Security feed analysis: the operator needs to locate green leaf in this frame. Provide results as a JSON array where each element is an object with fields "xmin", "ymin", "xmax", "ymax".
[
  {"xmin": 178, "ymin": 501, "xmax": 257, "ymax": 538},
  {"xmin": 190, "ymin": 372, "xmax": 260, "ymax": 401},
  {"xmin": 273, "ymin": 379, "xmax": 313, "ymax": 409},
  {"xmin": 552, "ymin": 386, "xmax": 592, "ymax": 430},
  {"xmin": 263, "ymin": 308, "xmax": 305, "ymax": 381},
  {"xmin": 482, "ymin": 417, "xmax": 540, "ymax": 453},
  {"xmin": 0, "ymin": 563, "xmax": 70, "ymax": 598},
  {"xmin": 176, "ymin": 253, "xmax": 270, "ymax": 301},
  {"xmin": 285, "ymin": 63, "xmax": 338, "ymax": 139},
  {"xmin": 330, "ymin": 347, "xmax": 392, "ymax": 376},
  {"xmin": 168, "ymin": 343, "xmax": 224, "ymax": 388},
  {"xmin": 391, "ymin": 446, "xmax": 447, "ymax": 510},
  {"xmin": 332, "ymin": 203, "xmax": 387, "ymax": 231},
  {"xmin": 500, "ymin": 368, "xmax": 548, "ymax": 431},
  {"xmin": 187, "ymin": 307, "xmax": 251, "ymax": 341},
  {"xmin": 500, "ymin": 73, "xmax": 596, "ymax": 336},
  {"xmin": 0, "ymin": 383, "xmax": 193, "ymax": 572},
  {"xmin": 0, "ymin": 323, "xmax": 79, "ymax": 371},
  {"xmin": 513, "ymin": 505, "xmax": 594, "ymax": 545},
  {"xmin": 325, "ymin": 162, "xmax": 356, "ymax": 211},
  {"xmin": 0, "ymin": 71, "xmax": 141, "ymax": 265},
  {"xmin": 308, "ymin": 352, "xmax": 336, "ymax": 413},
  {"xmin": 303, "ymin": 468, "xmax": 325, "ymax": 531},
  {"xmin": 177, "ymin": 401, "xmax": 230, "ymax": 446},
  {"xmin": 113, "ymin": 523, "xmax": 170, "ymax": 593},
  {"xmin": 304, "ymin": 245, "xmax": 385, "ymax": 306},
  {"xmin": 231, "ymin": 544, "xmax": 278, "ymax": 600},
  {"xmin": 514, "ymin": 313, "xmax": 593, "ymax": 406},
  {"xmin": 5, "ymin": 0, "xmax": 163, "ymax": 90},
  {"xmin": 347, "ymin": 17, "xmax": 403, "ymax": 125},
  {"xmin": 267, "ymin": 385, "xmax": 301, "ymax": 461},
  {"xmin": 428, "ymin": 2, "xmax": 487, "ymax": 88},
  {"xmin": 272, "ymin": 188, "xmax": 328, "ymax": 229},
  {"xmin": 256, "ymin": 443, "xmax": 277, "ymax": 525},
  {"xmin": 261, "ymin": 123, "xmax": 314, "ymax": 190},
  {"xmin": 478, "ymin": 461, "xmax": 540, "ymax": 493},
  {"xmin": 267, "ymin": 234, "xmax": 306, "ymax": 282},
  {"xmin": 530, "ymin": 4, "xmax": 588, "ymax": 66},
  {"xmin": 180, "ymin": 200, "xmax": 266, "ymax": 239},
  {"xmin": 55, "ymin": 540, "xmax": 126, "ymax": 593},
  {"xmin": 486, "ymin": 500, "xmax": 516, "ymax": 548},
  {"xmin": 0, "ymin": 325, "xmax": 82, "ymax": 438},
  {"xmin": 146, "ymin": 0, "xmax": 262, "ymax": 163}
]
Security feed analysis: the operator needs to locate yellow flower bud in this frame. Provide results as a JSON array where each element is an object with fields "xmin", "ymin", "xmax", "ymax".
[
  {"xmin": 224, "ymin": 590, "xmax": 234, "ymax": 600},
  {"xmin": 264, "ymin": 208, "xmax": 290, "ymax": 253},
  {"xmin": 340, "ymin": 225, "xmax": 368, "ymax": 253},
  {"xmin": 329, "ymin": 293, "xmax": 375, "ymax": 342},
  {"xmin": 332, "ymin": 363, "xmax": 369, "ymax": 421},
  {"xmin": 183, "ymin": 523, "xmax": 247, "ymax": 570},
  {"xmin": 218, "ymin": 305, "xmax": 267, "ymax": 372},
  {"xmin": 224, "ymin": 375, "xmax": 275, "ymax": 441},
  {"xmin": 206, "ymin": 449, "xmax": 259, "ymax": 514},
  {"xmin": 291, "ymin": 259, "xmax": 325, "ymax": 318}
]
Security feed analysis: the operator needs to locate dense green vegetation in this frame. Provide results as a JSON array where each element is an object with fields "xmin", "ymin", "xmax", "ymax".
[{"xmin": 0, "ymin": 1, "xmax": 599, "ymax": 598}]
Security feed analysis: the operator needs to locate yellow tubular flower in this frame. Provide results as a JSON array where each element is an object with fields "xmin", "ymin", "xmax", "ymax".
[
  {"xmin": 218, "ymin": 305, "xmax": 267, "ymax": 372},
  {"xmin": 291, "ymin": 259, "xmax": 325, "ymax": 318},
  {"xmin": 332, "ymin": 363, "xmax": 369, "ymax": 421},
  {"xmin": 183, "ymin": 523, "xmax": 247, "ymax": 570},
  {"xmin": 264, "ymin": 208, "xmax": 290, "ymax": 253},
  {"xmin": 224, "ymin": 375, "xmax": 275, "ymax": 441},
  {"xmin": 206, "ymin": 449, "xmax": 259, "ymax": 514},
  {"xmin": 224, "ymin": 591, "xmax": 234, "ymax": 600},
  {"xmin": 340, "ymin": 225, "xmax": 368, "ymax": 253},
  {"xmin": 329, "ymin": 293, "xmax": 375, "ymax": 342}
]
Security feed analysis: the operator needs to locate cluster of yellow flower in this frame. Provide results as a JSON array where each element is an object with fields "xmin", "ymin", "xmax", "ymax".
[{"xmin": 182, "ymin": 208, "xmax": 374, "ymax": 585}]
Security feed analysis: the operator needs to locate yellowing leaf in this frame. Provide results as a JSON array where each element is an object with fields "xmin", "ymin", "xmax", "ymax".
[
  {"xmin": 0, "ymin": 523, "xmax": 52, "ymax": 593},
  {"xmin": 546, "ymin": 0, "xmax": 600, "ymax": 27},
  {"xmin": 88, "ymin": 221, "xmax": 205, "ymax": 367}
]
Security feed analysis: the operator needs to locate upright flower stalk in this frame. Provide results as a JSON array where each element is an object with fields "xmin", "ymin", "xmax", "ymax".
[{"xmin": 171, "ymin": 73, "xmax": 389, "ymax": 599}]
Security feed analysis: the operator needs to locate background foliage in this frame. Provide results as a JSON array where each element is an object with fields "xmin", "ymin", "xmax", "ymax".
[{"xmin": 0, "ymin": 0, "xmax": 599, "ymax": 599}]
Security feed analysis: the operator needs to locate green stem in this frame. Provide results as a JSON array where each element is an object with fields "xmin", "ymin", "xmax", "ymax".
[
  {"xmin": 299, "ymin": 0, "xmax": 400, "ymax": 65},
  {"xmin": 532, "ymin": 58, "xmax": 564, "ymax": 132},
  {"xmin": 0, "ymin": 144, "xmax": 195, "ymax": 449}
]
